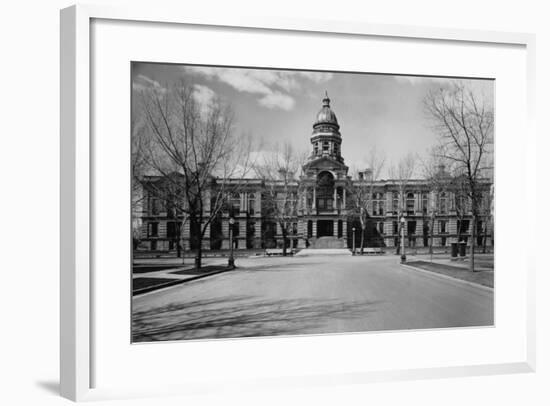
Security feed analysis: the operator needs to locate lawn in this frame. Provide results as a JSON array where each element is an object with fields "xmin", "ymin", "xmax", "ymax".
[{"xmin": 406, "ymin": 260, "xmax": 494, "ymax": 288}]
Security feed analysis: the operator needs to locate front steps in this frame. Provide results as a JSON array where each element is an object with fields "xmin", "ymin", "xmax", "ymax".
[
  {"xmin": 309, "ymin": 236, "xmax": 347, "ymax": 249},
  {"xmin": 295, "ymin": 248, "xmax": 351, "ymax": 256}
]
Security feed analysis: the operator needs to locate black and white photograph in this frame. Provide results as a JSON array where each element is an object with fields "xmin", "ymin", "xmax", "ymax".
[{"xmin": 131, "ymin": 62, "xmax": 494, "ymax": 342}]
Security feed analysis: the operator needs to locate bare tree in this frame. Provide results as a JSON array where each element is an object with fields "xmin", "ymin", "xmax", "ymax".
[
  {"xmin": 424, "ymin": 82, "xmax": 494, "ymax": 272},
  {"xmin": 131, "ymin": 116, "xmax": 151, "ymax": 249},
  {"xmin": 254, "ymin": 143, "xmax": 306, "ymax": 256},
  {"xmin": 389, "ymin": 152, "xmax": 417, "ymax": 254},
  {"xmin": 138, "ymin": 80, "xmax": 253, "ymax": 269},
  {"xmin": 350, "ymin": 147, "xmax": 386, "ymax": 254},
  {"xmin": 420, "ymin": 147, "xmax": 451, "ymax": 255}
]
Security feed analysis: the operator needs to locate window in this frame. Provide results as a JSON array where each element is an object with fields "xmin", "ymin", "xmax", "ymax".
[
  {"xmin": 422, "ymin": 193, "xmax": 428, "ymax": 215},
  {"xmin": 393, "ymin": 220, "xmax": 398, "ymax": 235},
  {"xmin": 230, "ymin": 192, "xmax": 240, "ymax": 215},
  {"xmin": 232, "ymin": 221, "xmax": 240, "ymax": 237},
  {"xmin": 334, "ymin": 144, "xmax": 339, "ymax": 155},
  {"xmin": 167, "ymin": 221, "xmax": 180, "ymax": 239},
  {"xmin": 439, "ymin": 192, "xmax": 447, "ymax": 214},
  {"xmin": 147, "ymin": 222, "xmax": 158, "ymax": 237},
  {"xmin": 248, "ymin": 193, "xmax": 255, "ymax": 215},
  {"xmin": 392, "ymin": 192, "xmax": 399, "ymax": 212},
  {"xmin": 322, "ymin": 141, "xmax": 329, "ymax": 152},
  {"xmin": 314, "ymin": 143, "xmax": 319, "ymax": 155},
  {"xmin": 372, "ymin": 192, "xmax": 385, "ymax": 216},
  {"xmin": 439, "ymin": 220, "xmax": 447, "ymax": 234},
  {"xmin": 406, "ymin": 192, "xmax": 415, "ymax": 214},
  {"xmin": 458, "ymin": 219, "xmax": 470, "ymax": 235},
  {"xmin": 378, "ymin": 222, "xmax": 384, "ymax": 234},
  {"xmin": 149, "ymin": 198, "xmax": 160, "ymax": 215}
]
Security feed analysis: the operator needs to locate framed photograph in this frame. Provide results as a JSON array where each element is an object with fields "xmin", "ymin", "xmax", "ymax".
[{"xmin": 60, "ymin": 4, "xmax": 536, "ymax": 402}]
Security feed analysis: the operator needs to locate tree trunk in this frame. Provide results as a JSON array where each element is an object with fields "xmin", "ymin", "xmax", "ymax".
[
  {"xmin": 429, "ymin": 216, "xmax": 435, "ymax": 255},
  {"xmin": 469, "ymin": 214, "xmax": 476, "ymax": 272},
  {"xmin": 360, "ymin": 227, "xmax": 365, "ymax": 255},
  {"xmin": 282, "ymin": 228, "xmax": 288, "ymax": 256},
  {"xmin": 396, "ymin": 223, "xmax": 401, "ymax": 255},
  {"xmin": 195, "ymin": 237, "xmax": 203, "ymax": 269},
  {"xmin": 482, "ymin": 216, "xmax": 489, "ymax": 254},
  {"xmin": 179, "ymin": 219, "xmax": 186, "ymax": 264}
]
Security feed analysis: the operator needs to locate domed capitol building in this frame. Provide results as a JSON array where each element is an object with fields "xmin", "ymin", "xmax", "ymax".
[{"xmin": 136, "ymin": 94, "xmax": 493, "ymax": 253}]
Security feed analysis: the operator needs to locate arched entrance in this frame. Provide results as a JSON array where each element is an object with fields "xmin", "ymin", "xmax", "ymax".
[{"xmin": 316, "ymin": 171, "xmax": 335, "ymax": 212}]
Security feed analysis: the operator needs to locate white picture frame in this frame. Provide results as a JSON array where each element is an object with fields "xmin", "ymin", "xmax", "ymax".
[{"xmin": 60, "ymin": 4, "xmax": 536, "ymax": 402}]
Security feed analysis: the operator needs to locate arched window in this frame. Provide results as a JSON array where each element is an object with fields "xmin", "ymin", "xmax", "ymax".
[{"xmin": 316, "ymin": 171, "xmax": 335, "ymax": 211}]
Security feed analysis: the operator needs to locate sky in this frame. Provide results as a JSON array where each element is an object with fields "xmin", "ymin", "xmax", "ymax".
[{"xmin": 132, "ymin": 62, "xmax": 494, "ymax": 179}]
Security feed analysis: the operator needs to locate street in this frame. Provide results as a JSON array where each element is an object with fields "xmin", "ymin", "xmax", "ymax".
[{"xmin": 132, "ymin": 253, "xmax": 494, "ymax": 342}]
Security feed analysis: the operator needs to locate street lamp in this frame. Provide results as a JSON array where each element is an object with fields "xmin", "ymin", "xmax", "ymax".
[
  {"xmin": 228, "ymin": 217, "xmax": 235, "ymax": 269},
  {"xmin": 400, "ymin": 216, "xmax": 406, "ymax": 263},
  {"xmin": 352, "ymin": 227, "xmax": 356, "ymax": 255}
]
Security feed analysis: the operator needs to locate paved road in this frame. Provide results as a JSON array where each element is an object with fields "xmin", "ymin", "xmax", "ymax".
[{"xmin": 132, "ymin": 254, "xmax": 493, "ymax": 342}]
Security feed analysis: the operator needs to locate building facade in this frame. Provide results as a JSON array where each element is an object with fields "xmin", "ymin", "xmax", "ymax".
[{"xmin": 136, "ymin": 94, "xmax": 493, "ymax": 252}]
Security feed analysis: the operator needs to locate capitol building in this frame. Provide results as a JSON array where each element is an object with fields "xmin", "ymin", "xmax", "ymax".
[{"xmin": 136, "ymin": 94, "xmax": 493, "ymax": 253}]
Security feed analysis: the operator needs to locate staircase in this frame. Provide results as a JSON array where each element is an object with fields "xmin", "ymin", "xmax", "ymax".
[
  {"xmin": 310, "ymin": 236, "xmax": 346, "ymax": 249},
  {"xmin": 295, "ymin": 248, "xmax": 351, "ymax": 256}
]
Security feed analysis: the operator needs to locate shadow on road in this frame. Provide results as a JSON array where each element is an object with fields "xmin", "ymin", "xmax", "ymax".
[{"xmin": 132, "ymin": 295, "xmax": 382, "ymax": 342}]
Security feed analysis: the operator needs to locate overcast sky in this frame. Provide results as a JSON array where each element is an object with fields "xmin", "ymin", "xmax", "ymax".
[{"xmin": 132, "ymin": 62, "xmax": 494, "ymax": 179}]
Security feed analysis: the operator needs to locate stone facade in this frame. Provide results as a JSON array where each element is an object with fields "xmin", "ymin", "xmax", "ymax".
[{"xmin": 136, "ymin": 95, "xmax": 493, "ymax": 252}]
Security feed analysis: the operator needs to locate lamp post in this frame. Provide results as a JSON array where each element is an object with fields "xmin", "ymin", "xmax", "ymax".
[
  {"xmin": 400, "ymin": 216, "xmax": 406, "ymax": 263},
  {"xmin": 228, "ymin": 217, "xmax": 235, "ymax": 269},
  {"xmin": 352, "ymin": 227, "xmax": 356, "ymax": 255}
]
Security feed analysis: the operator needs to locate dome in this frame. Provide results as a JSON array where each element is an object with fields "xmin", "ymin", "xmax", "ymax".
[{"xmin": 313, "ymin": 93, "xmax": 339, "ymax": 128}]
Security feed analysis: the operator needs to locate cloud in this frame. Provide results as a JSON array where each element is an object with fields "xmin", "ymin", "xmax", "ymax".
[
  {"xmin": 193, "ymin": 84, "xmax": 216, "ymax": 107},
  {"xmin": 183, "ymin": 66, "xmax": 333, "ymax": 111},
  {"xmin": 258, "ymin": 92, "xmax": 295, "ymax": 111},
  {"xmin": 394, "ymin": 75, "xmax": 451, "ymax": 86},
  {"xmin": 133, "ymin": 74, "xmax": 166, "ymax": 93}
]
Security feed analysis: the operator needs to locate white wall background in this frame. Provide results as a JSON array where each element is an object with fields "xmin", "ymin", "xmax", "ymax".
[{"xmin": 0, "ymin": 0, "xmax": 547, "ymax": 405}]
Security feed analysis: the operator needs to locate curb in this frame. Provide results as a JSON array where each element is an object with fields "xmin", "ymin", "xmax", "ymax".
[
  {"xmin": 133, "ymin": 267, "xmax": 234, "ymax": 297},
  {"xmin": 400, "ymin": 263, "xmax": 494, "ymax": 292}
]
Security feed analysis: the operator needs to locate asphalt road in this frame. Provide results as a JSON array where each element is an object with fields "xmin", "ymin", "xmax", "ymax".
[{"xmin": 132, "ymin": 254, "xmax": 494, "ymax": 342}]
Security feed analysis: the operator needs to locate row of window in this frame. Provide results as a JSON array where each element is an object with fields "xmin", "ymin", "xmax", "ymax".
[
  {"xmin": 147, "ymin": 219, "xmax": 483, "ymax": 239},
  {"xmin": 313, "ymin": 141, "xmax": 340, "ymax": 156},
  {"xmin": 146, "ymin": 191, "xmax": 477, "ymax": 217}
]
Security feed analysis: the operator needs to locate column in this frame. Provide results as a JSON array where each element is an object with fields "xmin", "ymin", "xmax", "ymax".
[
  {"xmin": 333, "ymin": 219, "xmax": 338, "ymax": 237},
  {"xmin": 342, "ymin": 221, "xmax": 348, "ymax": 248},
  {"xmin": 182, "ymin": 220, "xmax": 191, "ymax": 250},
  {"xmin": 343, "ymin": 188, "xmax": 346, "ymax": 209},
  {"xmin": 221, "ymin": 218, "xmax": 230, "ymax": 249},
  {"xmin": 238, "ymin": 220, "xmax": 247, "ymax": 249},
  {"xmin": 312, "ymin": 187, "xmax": 316, "ymax": 209}
]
